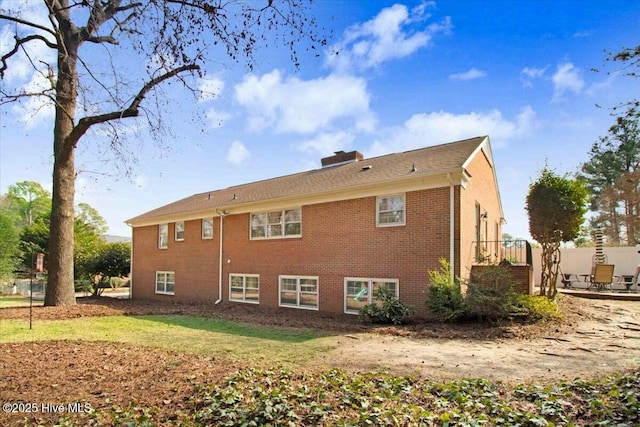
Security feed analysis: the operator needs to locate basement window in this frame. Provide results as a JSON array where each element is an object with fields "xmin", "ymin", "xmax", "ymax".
[
  {"xmin": 155, "ymin": 271, "xmax": 175, "ymax": 295},
  {"xmin": 279, "ymin": 276, "xmax": 318, "ymax": 310},
  {"xmin": 229, "ymin": 274, "xmax": 259, "ymax": 303},
  {"xmin": 344, "ymin": 278, "xmax": 398, "ymax": 314}
]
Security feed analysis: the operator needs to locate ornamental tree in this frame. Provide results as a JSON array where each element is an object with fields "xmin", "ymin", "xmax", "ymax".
[{"xmin": 526, "ymin": 167, "xmax": 588, "ymax": 299}]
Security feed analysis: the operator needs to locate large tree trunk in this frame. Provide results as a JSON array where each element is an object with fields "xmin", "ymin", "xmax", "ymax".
[{"xmin": 45, "ymin": 28, "xmax": 79, "ymax": 306}]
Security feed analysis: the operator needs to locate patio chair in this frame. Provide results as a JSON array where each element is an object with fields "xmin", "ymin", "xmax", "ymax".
[
  {"xmin": 560, "ymin": 273, "xmax": 579, "ymax": 289},
  {"xmin": 591, "ymin": 264, "xmax": 615, "ymax": 291},
  {"xmin": 617, "ymin": 275, "xmax": 635, "ymax": 292}
]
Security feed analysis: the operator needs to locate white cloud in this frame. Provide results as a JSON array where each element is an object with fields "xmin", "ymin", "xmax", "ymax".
[
  {"xmin": 227, "ymin": 140, "xmax": 250, "ymax": 165},
  {"xmin": 449, "ymin": 67, "xmax": 486, "ymax": 81},
  {"xmin": 573, "ymin": 30, "xmax": 593, "ymax": 38},
  {"xmin": 198, "ymin": 76, "xmax": 225, "ymax": 102},
  {"xmin": 234, "ymin": 69, "xmax": 375, "ymax": 134},
  {"xmin": 297, "ymin": 131, "xmax": 356, "ymax": 156},
  {"xmin": 134, "ymin": 175, "xmax": 148, "ymax": 189},
  {"xmin": 12, "ymin": 72, "xmax": 55, "ymax": 128},
  {"xmin": 552, "ymin": 63, "xmax": 584, "ymax": 100},
  {"xmin": 367, "ymin": 106, "xmax": 537, "ymax": 156},
  {"xmin": 325, "ymin": 2, "xmax": 451, "ymax": 73},
  {"xmin": 205, "ymin": 107, "xmax": 232, "ymax": 128},
  {"xmin": 520, "ymin": 66, "xmax": 547, "ymax": 87}
]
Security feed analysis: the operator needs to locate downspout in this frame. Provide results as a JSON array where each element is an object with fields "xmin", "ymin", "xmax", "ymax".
[
  {"xmin": 447, "ymin": 173, "xmax": 455, "ymax": 282},
  {"xmin": 215, "ymin": 211, "xmax": 226, "ymax": 304},
  {"xmin": 128, "ymin": 224, "xmax": 133, "ymax": 300}
]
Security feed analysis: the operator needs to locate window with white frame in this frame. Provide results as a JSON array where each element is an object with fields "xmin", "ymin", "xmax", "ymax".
[
  {"xmin": 376, "ymin": 195, "xmax": 405, "ymax": 226},
  {"xmin": 229, "ymin": 274, "xmax": 259, "ymax": 303},
  {"xmin": 250, "ymin": 208, "xmax": 301, "ymax": 239},
  {"xmin": 202, "ymin": 218, "xmax": 214, "ymax": 239},
  {"xmin": 279, "ymin": 276, "xmax": 318, "ymax": 310},
  {"xmin": 175, "ymin": 221, "xmax": 185, "ymax": 241},
  {"xmin": 344, "ymin": 278, "xmax": 398, "ymax": 314},
  {"xmin": 155, "ymin": 271, "xmax": 175, "ymax": 295},
  {"xmin": 158, "ymin": 224, "xmax": 168, "ymax": 249}
]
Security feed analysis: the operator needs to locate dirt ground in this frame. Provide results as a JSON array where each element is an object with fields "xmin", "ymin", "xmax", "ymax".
[
  {"xmin": 330, "ymin": 297, "xmax": 640, "ymax": 381},
  {"xmin": 0, "ymin": 295, "xmax": 639, "ymax": 425}
]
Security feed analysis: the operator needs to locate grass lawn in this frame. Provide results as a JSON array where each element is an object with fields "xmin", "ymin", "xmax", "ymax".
[
  {"xmin": 0, "ymin": 296, "xmax": 44, "ymax": 308},
  {"xmin": 0, "ymin": 314, "xmax": 336, "ymax": 366}
]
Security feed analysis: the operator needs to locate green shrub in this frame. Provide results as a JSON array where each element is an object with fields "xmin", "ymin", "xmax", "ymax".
[
  {"xmin": 425, "ymin": 258, "xmax": 465, "ymax": 321},
  {"xmin": 359, "ymin": 286, "xmax": 414, "ymax": 325},
  {"xmin": 464, "ymin": 282, "xmax": 518, "ymax": 321},
  {"xmin": 74, "ymin": 279, "xmax": 91, "ymax": 293},
  {"xmin": 464, "ymin": 265, "xmax": 520, "ymax": 321},
  {"xmin": 109, "ymin": 276, "xmax": 122, "ymax": 289},
  {"xmin": 513, "ymin": 294, "xmax": 561, "ymax": 321}
]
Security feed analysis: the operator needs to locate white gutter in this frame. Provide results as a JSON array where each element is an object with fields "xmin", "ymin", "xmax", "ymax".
[
  {"xmin": 447, "ymin": 173, "xmax": 455, "ymax": 282},
  {"xmin": 215, "ymin": 211, "xmax": 226, "ymax": 304}
]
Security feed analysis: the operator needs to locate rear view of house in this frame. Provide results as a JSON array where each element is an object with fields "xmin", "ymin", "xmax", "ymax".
[{"xmin": 126, "ymin": 136, "xmax": 504, "ymax": 315}]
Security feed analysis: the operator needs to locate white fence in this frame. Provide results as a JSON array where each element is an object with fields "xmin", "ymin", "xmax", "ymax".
[
  {"xmin": 2, "ymin": 279, "xmax": 46, "ymax": 297},
  {"xmin": 531, "ymin": 246, "xmax": 640, "ymax": 290}
]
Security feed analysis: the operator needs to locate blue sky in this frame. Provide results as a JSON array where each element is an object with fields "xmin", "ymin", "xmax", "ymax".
[{"xmin": 1, "ymin": 1, "xmax": 639, "ymax": 240}]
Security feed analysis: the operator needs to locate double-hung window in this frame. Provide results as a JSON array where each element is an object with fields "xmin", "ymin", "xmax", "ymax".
[
  {"xmin": 345, "ymin": 278, "xmax": 398, "ymax": 314},
  {"xmin": 250, "ymin": 208, "xmax": 301, "ymax": 239},
  {"xmin": 377, "ymin": 194, "xmax": 405, "ymax": 226},
  {"xmin": 279, "ymin": 276, "xmax": 318, "ymax": 310},
  {"xmin": 156, "ymin": 271, "xmax": 175, "ymax": 295},
  {"xmin": 175, "ymin": 221, "xmax": 185, "ymax": 241},
  {"xmin": 158, "ymin": 224, "xmax": 168, "ymax": 249},
  {"xmin": 229, "ymin": 274, "xmax": 259, "ymax": 303},
  {"xmin": 202, "ymin": 218, "xmax": 214, "ymax": 239}
]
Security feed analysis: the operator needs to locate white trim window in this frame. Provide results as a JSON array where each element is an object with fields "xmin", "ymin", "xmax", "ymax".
[
  {"xmin": 376, "ymin": 194, "xmax": 405, "ymax": 227},
  {"xmin": 250, "ymin": 208, "xmax": 301, "ymax": 239},
  {"xmin": 279, "ymin": 276, "xmax": 318, "ymax": 310},
  {"xmin": 175, "ymin": 221, "xmax": 185, "ymax": 241},
  {"xmin": 344, "ymin": 278, "xmax": 398, "ymax": 314},
  {"xmin": 202, "ymin": 218, "xmax": 214, "ymax": 240},
  {"xmin": 158, "ymin": 224, "xmax": 168, "ymax": 249},
  {"xmin": 156, "ymin": 271, "xmax": 175, "ymax": 295},
  {"xmin": 229, "ymin": 274, "xmax": 259, "ymax": 303}
]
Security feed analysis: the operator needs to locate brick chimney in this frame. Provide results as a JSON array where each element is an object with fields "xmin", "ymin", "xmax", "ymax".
[{"xmin": 321, "ymin": 150, "xmax": 364, "ymax": 167}]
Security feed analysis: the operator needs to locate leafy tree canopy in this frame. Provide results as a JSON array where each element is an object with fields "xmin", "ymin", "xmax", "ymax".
[
  {"xmin": 0, "ymin": 211, "xmax": 20, "ymax": 278},
  {"xmin": 526, "ymin": 168, "xmax": 589, "ymax": 243},
  {"xmin": 5, "ymin": 181, "xmax": 52, "ymax": 228}
]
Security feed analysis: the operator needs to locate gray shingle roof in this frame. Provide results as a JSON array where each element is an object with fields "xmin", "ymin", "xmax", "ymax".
[{"xmin": 127, "ymin": 136, "xmax": 489, "ymax": 225}]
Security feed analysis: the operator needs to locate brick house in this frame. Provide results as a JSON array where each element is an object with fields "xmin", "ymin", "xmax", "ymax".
[{"xmin": 126, "ymin": 136, "xmax": 504, "ymax": 315}]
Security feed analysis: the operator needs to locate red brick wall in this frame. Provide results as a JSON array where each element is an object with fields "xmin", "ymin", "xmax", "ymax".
[
  {"xmin": 470, "ymin": 265, "xmax": 534, "ymax": 295},
  {"xmin": 133, "ymin": 188, "xmax": 456, "ymax": 315},
  {"xmin": 459, "ymin": 151, "xmax": 503, "ymax": 281},
  {"xmin": 132, "ymin": 219, "xmax": 219, "ymax": 302}
]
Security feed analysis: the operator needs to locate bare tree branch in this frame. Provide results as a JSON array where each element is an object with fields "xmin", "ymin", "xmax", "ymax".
[
  {"xmin": 80, "ymin": 1, "xmax": 142, "ymax": 44},
  {"xmin": 85, "ymin": 35, "xmax": 118, "ymax": 44},
  {"xmin": 0, "ymin": 89, "xmax": 56, "ymax": 106},
  {"xmin": 0, "ymin": 13, "xmax": 58, "ymax": 38},
  {"xmin": 0, "ymin": 35, "xmax": 58, "ymax": 78},
  {"xmin": 68, "ymin": 64, "xmax": 199, "ymax": 145}
]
